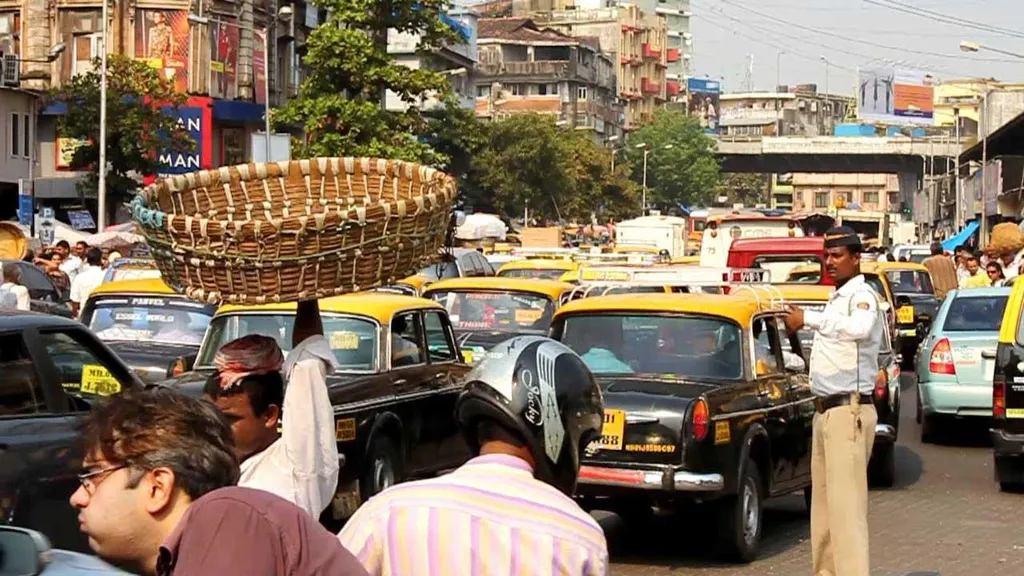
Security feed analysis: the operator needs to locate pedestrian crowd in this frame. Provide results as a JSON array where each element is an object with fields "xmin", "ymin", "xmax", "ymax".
[{"xmin": 2, "ymin": 239, "xmax": 122, "ymax": 315}]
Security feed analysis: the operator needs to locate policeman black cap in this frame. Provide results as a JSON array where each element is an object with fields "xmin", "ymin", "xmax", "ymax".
[{"xmin": 823, "ymin": 226, "xmax": 862, "ymax": 250}]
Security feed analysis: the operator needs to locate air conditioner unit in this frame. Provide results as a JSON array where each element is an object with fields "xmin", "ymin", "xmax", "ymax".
[{"xmin": 0, "ymin": 53, "xmax": 18, "ymax": 87}]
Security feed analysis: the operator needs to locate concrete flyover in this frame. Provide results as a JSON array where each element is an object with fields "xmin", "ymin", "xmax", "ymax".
[{"xmin": 714, "ymin": 136, "xmax": 962, "ymax": 175}]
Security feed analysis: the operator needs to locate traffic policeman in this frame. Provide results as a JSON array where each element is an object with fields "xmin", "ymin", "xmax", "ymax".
[{"xmin": 782, "ymin": 226, "xmax": 883, "ymax": 576}]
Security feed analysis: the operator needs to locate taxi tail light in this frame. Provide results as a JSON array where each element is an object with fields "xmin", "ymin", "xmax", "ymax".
[
  {"xmin": 691, "ymin": 398, "xmax": 709, "ymax": 441},
  {"xmin": 994, "ymin": 371, "xmax": 1006, "ymax": 419},
  {"xmin": 928, "ymin": 338, "xmax": 956, "ymax": 375},
  {"xmin": 874, "ymin": 369, "xmax": 888, "ymax": 400}
]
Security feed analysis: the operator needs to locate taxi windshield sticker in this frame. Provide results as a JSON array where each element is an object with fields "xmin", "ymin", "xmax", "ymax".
[
  {"xmin": 515, "ymin": 309, "xmax": 544, "ymax": 323},
  {"xmin": 329, "ymin": 332, "xmax": 360, "ymax": 350},
  {"xmin": 80, "ymin": 365, "xmax": 122, "ymax": 397}
]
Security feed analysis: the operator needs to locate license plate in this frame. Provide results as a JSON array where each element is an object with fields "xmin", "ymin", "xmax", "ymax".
[
  {"xmin": 897, "ymin": 305, "xmax": 914, "ymax": 324},
  {"xmin": 80, "ymin": 364, "xmax": 122, "ymax": 397},
  {"xmin": 593, "ymin": 409, "xmax": 626, "ymax": 451},
  {"xmin": 900, "ymin": 329, "xmax": 917, "ymax": 338},
  {"xmin": 1007, "ymin": 409, "xmax": 1024, "ymax": 419}
]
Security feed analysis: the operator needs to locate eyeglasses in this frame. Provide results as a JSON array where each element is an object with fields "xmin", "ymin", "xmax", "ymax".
[{"xmin": 78, "ymin": 464, "xmax": 128, "ymax": 495}]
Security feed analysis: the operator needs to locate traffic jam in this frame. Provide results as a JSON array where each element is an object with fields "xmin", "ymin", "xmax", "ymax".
[{"xmin": 0, "ymin": 195, "xmax": 1017, "ymax": 573}]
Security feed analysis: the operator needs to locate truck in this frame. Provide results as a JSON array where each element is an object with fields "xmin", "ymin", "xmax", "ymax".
[{"xmin": 614, "ymin": 215, "xmax": 688, "ymax": 259}]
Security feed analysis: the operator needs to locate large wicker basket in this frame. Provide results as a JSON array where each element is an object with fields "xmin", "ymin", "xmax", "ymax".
[{"xmin": 131, "ymin": 157, "xmax": 457, "ymax": 305}]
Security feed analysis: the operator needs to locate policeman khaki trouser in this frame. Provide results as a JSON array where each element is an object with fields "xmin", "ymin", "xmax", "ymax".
[{"xmin": 810, "ymin": 395, "xmax": 877, "ymax": 576}]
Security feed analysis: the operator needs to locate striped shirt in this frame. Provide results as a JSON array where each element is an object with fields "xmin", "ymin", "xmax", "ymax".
[{"xmin": 338, "ymin": 454, "xmax": 608, "ymax": 576}]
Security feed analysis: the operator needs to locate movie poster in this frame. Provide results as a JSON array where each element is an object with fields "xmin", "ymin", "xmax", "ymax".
[
  {"xmin": 210, "ymin": 20, "xmax": 239, "ymax": 100},
  {"xmin": 253, "ymin": 29, "xmax": 267, "ymax": 105},
  {"xmin": 135, "ymin": 9, "xmax": 190, "ymax": 93},
  {"xmin": 686, "ymin": 78, "xmax": 721, "ymax": 135}
]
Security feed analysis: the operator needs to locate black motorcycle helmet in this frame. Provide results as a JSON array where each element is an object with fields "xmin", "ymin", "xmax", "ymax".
[{"xmin": 455, "ymin": 336, "xmax": 604, "ymax": 496}]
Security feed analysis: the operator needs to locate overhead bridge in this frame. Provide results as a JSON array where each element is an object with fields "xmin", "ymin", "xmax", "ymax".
[{"xmin": 714, "ymin": 136, "xmax": 962, "ymax": 175}]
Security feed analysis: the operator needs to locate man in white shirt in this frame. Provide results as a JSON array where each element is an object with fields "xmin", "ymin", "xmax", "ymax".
[
  {"xmin": 55, "ymin": 240, "xmax": 85, "ymax": 281},
  {"xmin": 0, "ymin": 265, "xmax": 31, "ymax": 311},
  {"xmin": 202, "ymin": 300, "xmax": 340, "ymax": 520},
  {"xmin": 69, "ymin": 247, "xmax": 106, "ymax": 317}
]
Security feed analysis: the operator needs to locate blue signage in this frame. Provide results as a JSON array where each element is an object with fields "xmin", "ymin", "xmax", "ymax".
[
  {"xmin": 17, "ymin": 191, "xmax": 33, "ymax": 229},
  {"xmin": 158, "ymin": 105, "xmax": 204, "ymax": 176}
]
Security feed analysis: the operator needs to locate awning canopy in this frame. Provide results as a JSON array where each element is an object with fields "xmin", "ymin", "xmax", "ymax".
[{"xmin": 942, "ymin": 220, "xmax": 979, "ymax": 252}]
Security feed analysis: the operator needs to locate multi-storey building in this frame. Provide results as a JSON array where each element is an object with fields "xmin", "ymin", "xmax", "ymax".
[
  {"xmin": 536, "ymin": 5, "xmax": 667, "ymax": 130},
  {"xmin": 717, "ymin": 86, "xmax": 853, "ymax": 138},
  {"xmin": 614, "ymin": 0, "xmax": 689, "ymax": 101},
  {"xmin": 474, "ymin": 17, "xmax": 622, "ymax": 140},
  {"xmin": 387, "ymin": 9, "xmax": 479, "ymax": 112}
]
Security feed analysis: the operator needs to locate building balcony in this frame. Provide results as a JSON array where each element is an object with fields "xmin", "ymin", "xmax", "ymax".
[
  {"xmin": 642, "ymin": 43, "xmax": 661, "ymax": 60},
  {"xmin": 666, "ymin": 48, "xmax": 680, "ymax": 63},
  {"xmin": 641, "ymin": 77, "xmax": 660, "ymax": 95},
  {"xmin": 666, "ymin": 80, "xmax": 681, "ymax": 97},
  {"xmin": 477, "ymin": 60, "xmax": 576, "ymax": 80}
]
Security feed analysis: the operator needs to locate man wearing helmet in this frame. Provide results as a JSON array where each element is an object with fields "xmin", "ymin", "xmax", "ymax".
[{"xmin": 339, "ymin": 336, "xmax": 608, "ymax": 576}]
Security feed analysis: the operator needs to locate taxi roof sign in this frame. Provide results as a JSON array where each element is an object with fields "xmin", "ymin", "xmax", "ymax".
[{"xmin": 575, "ymin": 266, "xmax": 771, "ymax": 286}]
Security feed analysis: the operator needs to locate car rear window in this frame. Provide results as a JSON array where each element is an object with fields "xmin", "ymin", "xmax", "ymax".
[{"xmin": 945, "ymin": 296, "xmax": 1008, "ymax": 332}]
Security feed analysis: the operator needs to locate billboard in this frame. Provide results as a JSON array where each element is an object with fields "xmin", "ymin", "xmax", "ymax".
[
  {"xmin": 254, "ymin": 30, "xmax": 267, "ymax": 105},
  {"xmin": 210, "ymin": 20, "xmax": 240, "ymax": 100},
  {"xmin": 687, "ymin": 78, "xmax": 720, "ymax": 134},
  {"xmin": 857, "ymin": 67, "xmax": 935, "ymax": 126},
  {"xmin": 135, "ymin": 9, "xmax": 191, "ymax": 93},
  {"xmin": 156, "ymin": 96, "xmax": 213, "ymax": 178}
]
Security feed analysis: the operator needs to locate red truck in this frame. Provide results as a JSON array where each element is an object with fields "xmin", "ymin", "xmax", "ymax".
[{"xmin": 726, "ymin": 237, "xmax": 832, "ymax": 286}]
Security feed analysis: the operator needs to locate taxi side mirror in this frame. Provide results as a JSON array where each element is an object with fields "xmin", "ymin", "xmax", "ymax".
[
  {"xmin": 167, "ymin": 354, "xmax": 197, "ymax": 378},
  {"xmin": 0, "ymin": 526, "xmax": 47, "ymax": 575}
]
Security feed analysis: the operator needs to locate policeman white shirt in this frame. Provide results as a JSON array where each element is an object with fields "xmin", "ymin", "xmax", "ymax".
[
  {"xmin": 238, "ymin": 334, "xmax": 340, "ymax": 519},
  {"xmin": 69, "ymin": 265, "xmax": 105, "ymax": 307},
  {"xmin": 803, "ymin": 274, "xmax": 884, "ymax": 397}
]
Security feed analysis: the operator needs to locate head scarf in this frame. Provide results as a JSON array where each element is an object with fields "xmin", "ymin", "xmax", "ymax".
[{"xmin": 214, "ymin": 335, "xmax": 284, "ymax": 391}]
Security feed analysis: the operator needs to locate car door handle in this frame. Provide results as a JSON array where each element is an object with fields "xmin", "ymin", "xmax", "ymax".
[
  {"xmin": 393, "ymin": 379, "xmax": 407, "ymax": 385},
  {"xmin": 982, "ymin": 350, "xmax": 997, "ymax": 360}
]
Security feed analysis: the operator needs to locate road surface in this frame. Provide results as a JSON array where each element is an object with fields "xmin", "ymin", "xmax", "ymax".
[{"xmin": 605, "ymin": 373, "xmax": 1024, "ymax": 576}]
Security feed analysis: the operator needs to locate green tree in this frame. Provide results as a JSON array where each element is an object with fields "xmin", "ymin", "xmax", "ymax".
[
  {"xmin": 719, "ymin": 173, "xmax": 770, "ymax": 207},
  {"xmin": 276, "ymin": 0, "xmax": 464, "ymax": 164},
  {"xmin": 623, "ymin": 110, "xmax": 720, "ymax": 210},
  {"xmin": 473, "ymin": 114, "xmax": 639, "ymax": 221},
  {"xmin": 49, "ymin": 55, "xmax": 194, "ymax": 219},
  {"xmin": 420, "ymin": 98, "xmax": 488, "ymax": 205}
]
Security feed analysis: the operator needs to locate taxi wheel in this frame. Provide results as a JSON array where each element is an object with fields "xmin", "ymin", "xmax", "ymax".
[
  {"xmin": 360, "ymin": 435, "xmax": 402, "ymax": 502},
  {"xmin": 716, "ymin": 457, "xmax": 763, "ymax": 563}
]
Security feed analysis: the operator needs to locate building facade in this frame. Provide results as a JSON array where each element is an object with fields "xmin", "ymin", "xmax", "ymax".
[
  {"xmin": 387, "ymin": 9, "xmax": 478, "ymax": 112},
  {"xmin": 717, "ymin": 86, "xmax": 853, "ymax": 138},
  {"xmin": 474, "ymin": 17, "xmax": 622, "ymax": 140},
  {"xmin": 538, "ymin": 5, "xmax": 667, "ymax": 130}
]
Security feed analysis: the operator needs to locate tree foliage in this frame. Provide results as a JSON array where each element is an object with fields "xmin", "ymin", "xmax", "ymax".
[
  {"xmin": 718, "ymin": 173, "xmax": 770, "ymax": 207},
  {"xmin": 277, "ymin": 0, "xmax": 464, "ymax": 164},
  {"xmin": 623, "ymin": 110, "xmax": 720, "ymax": 210},
  {"xmin": 49, "ymin": 55, "xmax": 194, "ymax": 210},
  {"xmin": 472, "ymin": 114, "xmax": 639, "ymax": 222}
]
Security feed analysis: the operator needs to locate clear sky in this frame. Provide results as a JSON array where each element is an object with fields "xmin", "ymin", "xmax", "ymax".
[{"xmin": 690, "ymin": 0, "xmax": 1024, "ymax": 95}]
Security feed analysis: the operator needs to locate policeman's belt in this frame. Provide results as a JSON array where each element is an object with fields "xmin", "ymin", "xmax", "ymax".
[{"xmin": 815, "ymin": 393, "xmax": 873, "ymax": 414}]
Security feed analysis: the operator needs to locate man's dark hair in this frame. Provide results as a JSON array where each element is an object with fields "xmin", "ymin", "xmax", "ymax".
[
  {"xmin": 966, "ymin": 251, "xmax": 979, "ymax": 262},
  {"xmin": 76, "ymin": 241, "xmax": 88, "ymax": 249},
  {"xmin": 930, "ymin": 242, "xmax": 944, "ymax": 256},
  {"xmin": 85, "ymin": 247, "xmax": 103, "ymax": 266},
  {"xmin": 3, "ymin": 265, "xmax": 21, "ymax": 283},
  {"xmin": 203, "ymin": 371, "xmax": 284, "ymax": 417},
  {"xmin": 56, "ymin": 240, "xmax": 70, "ymax": 250},
  {"xmin": 955, "ymin": 244, "xmax": 969, "ymax": 254},
  {"xmin": 476, "ymin": 419, "xmax": 526, "ymax": 450},
  {"xmin": 77, "ymin": 387, "xmax": 239, "ymax": 500},
  {"xmin": 972, "ymin": 250, "xmax": 984, "ymax": 261}
]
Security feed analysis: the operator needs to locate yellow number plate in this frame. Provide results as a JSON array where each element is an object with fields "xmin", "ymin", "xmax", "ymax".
[
  {"xmin": 80, "ymin": 364, "xmax": 122, "ymax": 397},
  {"xmin": 897, "ymin": 305, "xmax": 914, "ymax": 324},
  {"xmin": 1007, "ymin": 409, "xmax": 1024, "ymax": 419},
  {"xmin": 515, "ymin": 309, "xmax": 543, "ymax": 323},
  {"xmin": 594, "ymin": 409, "xmax": 626, "ymax": 450}
]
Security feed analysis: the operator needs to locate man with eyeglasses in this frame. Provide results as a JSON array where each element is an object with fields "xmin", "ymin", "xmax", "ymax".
[{"xmin": 70, "ymin": 387, "xmax": 367, "ymax": 576}]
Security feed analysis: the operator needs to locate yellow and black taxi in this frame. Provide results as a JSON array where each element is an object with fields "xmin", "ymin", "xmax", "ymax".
[
  {"xmin": 992, "ymin": 279, "xmax": 1024, "ymax": 491},
  {"xmin": 770, "ymin": 283, "xmax": 901, "ymax": 487},
  {"xmin": 561, "ymin": 266, "xmax": 770, "ymax": 302},
  {"xmin": 79, "ymin": 279, "xmax": 217, "ymax": 384},
  {"xmin": 872, "ymin": 261, "xmax": 939, "ymax": 359},
  {"xmin": 422, "ymin": 277, "xmax": 573, "ymax": 363},
  {"xmin": 497, "ymin": 257, "xmax": 580, "ymax": 281},
  {"xmin": 0, "ymin": 310, "xmax": 144, "ymax": 553},
  {"xmin": 157, "ymin": 293, "xmax": 472, "ymax": 518},
  {"xmin": 548, "ymin": 289, "xmax": 813, "ymax": 562}
]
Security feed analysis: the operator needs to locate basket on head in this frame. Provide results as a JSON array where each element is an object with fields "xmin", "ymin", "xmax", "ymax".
[
  {"xmin": 131, "ymin": 157, "xmax": 457, "ymax": 305},
  {"xmin": 985, "ymin": 222, "xmax": 1024, "ymax": 259}
]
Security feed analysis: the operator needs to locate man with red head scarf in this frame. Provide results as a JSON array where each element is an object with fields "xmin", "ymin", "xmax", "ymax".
[{"xmin": 203, "ymin": 301, "xmax": 339, "ymax": 519}]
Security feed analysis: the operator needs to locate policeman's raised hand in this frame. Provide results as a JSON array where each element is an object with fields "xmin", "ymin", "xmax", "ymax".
[{"xmin": 782, "ymin": 305, "xmax": 804, "ymax": 335}]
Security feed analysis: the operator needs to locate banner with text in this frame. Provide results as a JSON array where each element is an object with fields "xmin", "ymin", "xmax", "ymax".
[
  {"xmin": 687, "ymin": 78, "xmax": 721, "ymax": 135},
  {"xmin": 857, "ymin": 67, "xmax": 935, "ymax": 126},
  {"xmin": 156, "ymin": 96, "xmax": 213, "ymax": 177}
]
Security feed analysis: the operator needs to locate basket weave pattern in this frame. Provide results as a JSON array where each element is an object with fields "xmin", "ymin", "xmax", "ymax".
[{"xmin": 132, "ymin": 157, "xmax": 456, "ymax": 304}]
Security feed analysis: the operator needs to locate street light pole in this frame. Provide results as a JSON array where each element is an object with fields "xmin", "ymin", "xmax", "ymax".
[
  {"xmin": 642, "ymin": 149, "xmax": 649, "ymax": 216},
  {"xmin": 98, "ymin": 0, "xmax": 109, "ymax": 229},
  {"xmin": 776, "ymin": 51, "xmax": 782, "ymax": 91},
  {"xmin": 262, "ymin": 26, "xmax": 271, "ymax": 161}
]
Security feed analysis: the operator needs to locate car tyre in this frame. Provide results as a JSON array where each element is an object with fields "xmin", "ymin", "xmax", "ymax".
[
  {"xmin": 920, "ymin": 413, "xmax": 938, "ymax": 444},
  {"xmin": 716, "ymin": 457, "xmax": 763, "ymax": 563},
  {"xmin": 360, "ymin": 435, "xmax": 402, "ymax": 503},
  {"xmin": 869, "ymin": 443, "xmax": 895, "ymax": 488}
]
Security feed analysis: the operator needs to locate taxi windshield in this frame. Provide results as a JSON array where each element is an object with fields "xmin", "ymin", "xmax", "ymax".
[
  {"xmin": 884, "ymin": 270, "xmax": 934, "ymax": 295},
  {"xmin": 429, "ymin": 290, "xmax": 554, "ymax": 332},
  {"xmin": 196, "ymin": 313, "xmax": 378, "ymax": 371},
  {"xmin": 560, "ymin": 314, "xmax": 743, "ymax": 380},
  {"xmin": 498, "ymin": 268, "xmax": 570, "ymax": 280},
  {"xmin": 86, "ymin": 295, "xmax": 213, "ymax": 346}
]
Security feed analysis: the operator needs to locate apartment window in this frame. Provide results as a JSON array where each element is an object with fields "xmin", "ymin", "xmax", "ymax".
[
  {"xmin": 72, "ymin": 32, "xmax": 103, "ymax": 76},
  {"xmin": 837, "ymin": 191, "xmax": 853, "ymax": 204},
  {"xmin": 510, "ymin": 84, "xmax": 524, "ymax": 96},
  {"xmin": 577, "ymin": 86, "xmax": 588, "ymax": 100},
  {"xmin": 814, "ymin": 192, "xmax": 829, "ymax": 209},
  {"xmin": 22, "ymin": 113, "xmax": 29, "ymax": 158},
  {"xmin": 863, "ymin": 191, "xmax": 879, "ymax": 205},
  {"xmin": 477, "ymin": 85, "xmax": 491, "ymax": 97},
  {"xmin": 9, "ymin": 113, "xmax": 19, "ymax": 157}
]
